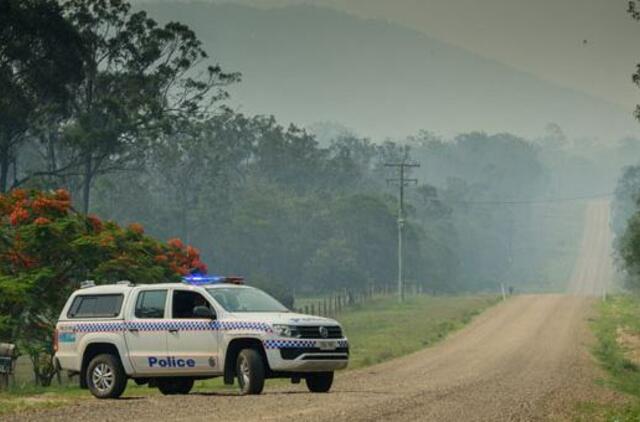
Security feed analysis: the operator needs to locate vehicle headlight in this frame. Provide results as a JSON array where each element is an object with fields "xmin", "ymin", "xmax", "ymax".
[{"xmin": 272, "ymin": 324, "xmax": 299, "ymax": 338}]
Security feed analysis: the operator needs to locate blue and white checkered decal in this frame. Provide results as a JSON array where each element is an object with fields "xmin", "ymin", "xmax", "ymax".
[
  {"xmin": 60, "ymin": 320, "xmax": 273, "ymax": 334},
  {"xmin": 263, "ymin": 339, "xmax": 349, "ymax": 349},
  {"xmin": 74, "ymin": 322, "xmax": 125, "ymax": 332},
  {"xmin": 264, "ymin": 339, "xmax": 316, "ymax": 349}
]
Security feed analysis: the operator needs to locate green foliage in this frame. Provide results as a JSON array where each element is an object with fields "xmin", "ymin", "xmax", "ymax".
[
  {"xmin": 583, "ymin": 295, "xmax": 640, "ymax": 419},
  {"xmin": 305, "ymin": 237, "xmax": 369, "ymax": 292},
  {"xmin": 619, "ymin": 213, "xmax": 640, "ymax": 290},
  {"xmin": 613, "ymin": 165, "xmax": 640, "ymax": 240},
  {"xmin": 0, "ymin": 0, "xmax": 85, "ymax": 192}
]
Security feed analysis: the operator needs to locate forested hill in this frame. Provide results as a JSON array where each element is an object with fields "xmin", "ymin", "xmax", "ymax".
[{"xmin": 140, "ymin": 1, "xmax": 634, "ymax": 140}]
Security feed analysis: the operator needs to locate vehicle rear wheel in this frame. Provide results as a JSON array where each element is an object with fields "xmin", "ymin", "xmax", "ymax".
[
  {"xmin": 86, "ymin": 354, "xmax": 127, "ymax": 399},
  {"xmin": 236, "ymin": 349, "xmax": 265, "ymax": 395},
  {"xmin": 305, "ymin": 372, "xmax": 333, "ymax": 393},
  {"xmin": 157, "ymin": 378, "xmax": 194, "ymax": 395}
]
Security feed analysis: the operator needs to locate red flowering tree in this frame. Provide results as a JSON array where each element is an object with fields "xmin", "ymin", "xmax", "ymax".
[{"xmin": 0, "ymin": 189, "xmax": 207, "ymax": 385}]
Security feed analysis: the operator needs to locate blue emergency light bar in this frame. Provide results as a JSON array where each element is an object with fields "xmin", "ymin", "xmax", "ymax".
[{"xmin": 182, "ymin": 275, "xmax": 245, "ymax": 286}]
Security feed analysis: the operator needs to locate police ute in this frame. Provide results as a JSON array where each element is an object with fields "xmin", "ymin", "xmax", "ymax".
[{"xmin": 53, "ymin": 276, "xmax": 349, "ymax": 398}]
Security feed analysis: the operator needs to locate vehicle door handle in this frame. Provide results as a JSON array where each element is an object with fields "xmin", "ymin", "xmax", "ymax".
[
  {"xmin": 168, "ymin": 328, "xmax": 178, "ymax": 333},
  {"xmin": 128, "ymin": 328, "xmax": 139, "ymax": 333}
]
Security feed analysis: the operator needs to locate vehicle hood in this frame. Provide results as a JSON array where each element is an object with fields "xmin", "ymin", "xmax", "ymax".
[{"xmin": 225, "ymin": 312, "xmax": 340, "ymax": 326}]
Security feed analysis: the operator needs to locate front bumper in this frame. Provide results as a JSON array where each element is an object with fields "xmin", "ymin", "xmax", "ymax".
[{"xmin": 264, "ymin": 338, "xmax": 349, "ymax": 372}]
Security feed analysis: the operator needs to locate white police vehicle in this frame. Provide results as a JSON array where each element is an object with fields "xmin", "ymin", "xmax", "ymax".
[{"xmin": 53, "ymin": 276, "xmax": 349, "ymax": 398}]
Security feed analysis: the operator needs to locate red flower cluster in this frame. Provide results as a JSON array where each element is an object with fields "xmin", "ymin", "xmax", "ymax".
[
  {"xmin": 9, "ymin": 206, "xmax": 29, "ymax": 226},
  {"xmin": 10, "ymin": 189, "xmax": 27, "ymax": 201},
  {"xmin": 34, "ymin": 217, "xmax": 51, "ymax": 226},
  {"xmin": 87, "ymin": 215, "xmax": 103, "ymax": 232},
  {"xmin": 128, "ymin": 223, "xmax": 144, "ymax": 235},
  {"xmin": 1, "ymin": 188, "xmax": 209, "ymax": 281},
  {"xmin": 1, "ymin": 189, "xmax": 72, "ymax": 227},
  {"xmin": 54, "ymin": 189, "xmax": 70, "ymax": 202},
  {"xmin": 31, "ymin": 197, "xmax": 70, "ymax": 214},
  {"xmin": 166, "ymin": 239, "xmax": 208, "ymax": 275},
  {"xmin": 167, "ymin": 238, "xmax": 184, "ymax": 249}
]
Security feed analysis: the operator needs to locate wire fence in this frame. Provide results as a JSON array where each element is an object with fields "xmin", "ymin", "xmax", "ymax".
[{"xmin": 293, "ymin": 283, "xmax": 426, "ymax": 317}]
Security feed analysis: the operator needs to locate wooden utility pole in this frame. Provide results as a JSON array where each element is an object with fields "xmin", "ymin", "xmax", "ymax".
[{"xmin": 386, "ymin": 159, "xmax": 420, "ymax": 303}]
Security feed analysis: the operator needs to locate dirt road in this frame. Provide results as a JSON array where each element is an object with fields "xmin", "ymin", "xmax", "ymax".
[
  {"xmin": 567, "ymin": 200, "xmax": 614, "ymax": 296},
  {"xmin": 10, "ymin": 201, "xmax": 617, "ymax": 421}
]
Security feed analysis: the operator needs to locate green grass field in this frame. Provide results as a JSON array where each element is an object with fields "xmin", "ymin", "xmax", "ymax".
[
  {"xmin": 0, "ymin": 294, "xmax": 498, "ymax": 416},
  {"xmin": 578, "ymin": 295, "xmax": 640, "ymax": 420}
]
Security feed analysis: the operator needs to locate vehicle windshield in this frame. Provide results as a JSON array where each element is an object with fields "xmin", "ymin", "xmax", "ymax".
[{"xmin": 206, "ymin": 287, "xmax": 289, "ymax": 313}]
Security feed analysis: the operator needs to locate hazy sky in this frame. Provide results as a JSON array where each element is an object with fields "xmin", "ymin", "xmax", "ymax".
[{"xmin": 191, "ymin": 0, "xmax": 640, "ymax": 112}]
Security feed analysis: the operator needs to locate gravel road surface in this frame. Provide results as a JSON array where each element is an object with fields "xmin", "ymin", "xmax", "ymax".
[{"xmin": 9, "ymin": 201, "xmax": 618, "ymax": 421}]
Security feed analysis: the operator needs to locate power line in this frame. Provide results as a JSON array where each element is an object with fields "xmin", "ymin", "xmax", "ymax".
[
  {"xmin": 386, "ymin": 160, "xmax": 420, "ymax": 303},
  {"xmin": 440, "ymin": 192, "xmax": 613, "ymax": 206}
]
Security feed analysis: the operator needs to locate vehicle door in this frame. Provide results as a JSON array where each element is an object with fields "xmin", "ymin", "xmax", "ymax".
[
  {"xmin": 123, "ymin": 288, "xmax": 170, "ymax": 375},
  {"xmin": 165, "ymin": 288, "xmax": 220, "ymax": 375}
]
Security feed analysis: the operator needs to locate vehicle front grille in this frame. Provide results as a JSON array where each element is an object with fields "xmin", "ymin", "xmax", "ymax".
[
  {"xmin": 280, "ymin": 347, "xmax": 349, "ymax": 360},
  {"xmin": 297, "ymin": 325, "xmax": 342, "ymax": 339}
]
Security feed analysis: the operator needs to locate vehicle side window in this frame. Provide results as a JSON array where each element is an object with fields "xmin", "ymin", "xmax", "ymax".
[
  {"xmin": 172, "ymin": 291, "xmax": 214, "ymax": 319},
  {"xmin": 67, "ymin": 294, "xmax": 124, "ymax": 318},
  {"xmin": 135, "ymin": 290, "xmax": 167, "ymax": 319}
]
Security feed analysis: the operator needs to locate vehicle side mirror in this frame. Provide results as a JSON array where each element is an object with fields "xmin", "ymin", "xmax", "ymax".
[{"xmin": 193, "ymin": 306, "xmax": 216, "ymax": 319}]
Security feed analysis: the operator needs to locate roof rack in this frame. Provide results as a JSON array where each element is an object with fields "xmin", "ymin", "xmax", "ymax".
[{"xmin": 80, "ymin": 280, "xmax": 96, "ymax": 289}]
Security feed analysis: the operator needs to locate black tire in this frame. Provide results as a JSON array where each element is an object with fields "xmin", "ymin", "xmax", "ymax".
[
  {"xmin": 86, "ymin": 353, "xmax": 127, "ymax": 399},
  {"xmin": 236, "ymin": 348, "xmax": 265, "ymax": 395},
  {"xmin": 157, "ymin": 378, "xmax": 194, "ymax": 395},
  {"xmin": 305, "ymin": 372, "xmax": 334, "ymax": 393}
]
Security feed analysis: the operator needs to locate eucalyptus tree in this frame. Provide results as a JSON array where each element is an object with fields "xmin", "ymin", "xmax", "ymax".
[
  {"xmin": 61, "ymin": 0, "xmax": 239, "ymax": 212},
  {"xmin": 0, "ymin": 0, "xmax": 85, "ymax": 193}
]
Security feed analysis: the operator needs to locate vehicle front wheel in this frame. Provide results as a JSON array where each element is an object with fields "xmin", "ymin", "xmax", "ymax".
[
  {"xmin": 86, "ymin": 354, "xmax": 127, "ymax": 399},
  {"xmin": 305, "ymin": 372, "xmax": 334, "ymax": 393},
  {"xmin": 157, "ymin": 378, "xmax": 194, "ymax": 395},
  {"xmin": 236, "ymin": 348, "xmax": 265, "ymax": 395}
]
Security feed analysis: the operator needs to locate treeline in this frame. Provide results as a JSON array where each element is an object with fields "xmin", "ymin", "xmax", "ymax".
[
  {"xmin": 89, "ymin": 115, "xmax": 448, "ymax": 298},
  {"xmin": 89, "ymin": 124, "xmax": 556, "ymax": 296}
]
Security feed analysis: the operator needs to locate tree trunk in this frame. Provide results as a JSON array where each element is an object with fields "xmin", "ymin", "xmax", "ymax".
[
  {"xmin": 0, "ymin": 143, "xmax": 9, "ymax": 193},
  {"xmin": 82, "ymin": 153, "xmax": 92, "ymax": 214},
  {"xmin": 11, "ymin": 155, "xmax": 17, "ymax": 189}
]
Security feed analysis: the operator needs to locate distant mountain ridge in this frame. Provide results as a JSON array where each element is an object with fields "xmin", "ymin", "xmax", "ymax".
[{"xmin": 141, "ymin": 2, "xmax": 638, "ymax": 140}]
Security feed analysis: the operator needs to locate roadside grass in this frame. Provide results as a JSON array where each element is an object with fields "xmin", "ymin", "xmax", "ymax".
[
  {"xmin": 1, "ymin": 293, "xmax": 499, "ymax": 415},
  {"xmin": 580, "ymin": 295, "xmax": 640, "ymax": 420}
]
